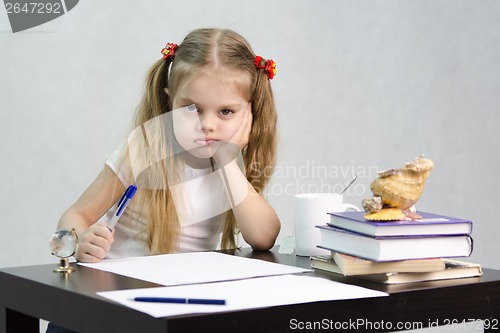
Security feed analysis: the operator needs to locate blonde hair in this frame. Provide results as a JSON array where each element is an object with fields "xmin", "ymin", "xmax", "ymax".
[{"xmin": 132, "ymin": 28, "xmax": 277, "ymax": 254}]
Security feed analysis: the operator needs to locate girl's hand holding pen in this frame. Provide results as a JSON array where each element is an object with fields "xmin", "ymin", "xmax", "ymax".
[{"xmin": 75, "ymin": 221, "xmax": 114, "ymax": 263}]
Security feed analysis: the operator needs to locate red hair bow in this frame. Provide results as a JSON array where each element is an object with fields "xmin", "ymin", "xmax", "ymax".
[
  {"xmin": 255, "ymin": 55, "xmax": 277, "ymax": 80},
  {"xmin": 161, "ymin": 42, "xmax": 178, "ymax": 61}
]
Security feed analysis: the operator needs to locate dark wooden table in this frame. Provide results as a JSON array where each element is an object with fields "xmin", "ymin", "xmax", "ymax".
[{"xmin": 1, "ymin": 247, "xmax": 499, "ymax": 332}]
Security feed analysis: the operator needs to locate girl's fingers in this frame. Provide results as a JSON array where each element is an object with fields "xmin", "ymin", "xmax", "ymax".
[
  {"xmin": 244, "ymin": 107, "xmax": 253, "ymax": 140},
  {"xmin": 75, "ymin": 242, "xmax": 108, "ymax": 262},
  {"xmin": 93, "ymin": 222, "xmax": 115, "ymax": 242},
  {"xmin": 234, "ymin": 104, "xmax": 252, "ymax": 149},
  {"xmin": 75, "ymin": 223, "xmax": 114, "ymax": 262}
]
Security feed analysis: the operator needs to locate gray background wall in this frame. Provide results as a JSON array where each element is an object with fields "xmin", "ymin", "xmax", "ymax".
[{"xmin": 1, "ymin": 0, "xmax": 499, "ymax": 273}]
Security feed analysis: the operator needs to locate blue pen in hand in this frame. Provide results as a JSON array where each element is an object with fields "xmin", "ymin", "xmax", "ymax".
[{"xmin": 106, "ymin": 185, "xmax": 137, "ymax": 231}]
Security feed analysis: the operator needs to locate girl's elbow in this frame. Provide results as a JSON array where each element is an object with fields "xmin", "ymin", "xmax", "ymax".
[
  {"xmin": 250, "ymin": 226, "xmax": 280, "ymax": 251},
  {"xmin": 250, "ymin": 238, "xmax": 276, "ymax": 251}
]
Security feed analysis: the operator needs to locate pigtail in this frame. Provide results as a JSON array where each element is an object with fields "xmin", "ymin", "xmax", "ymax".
[
  {"xmin": 132, "ymin": 56, "xmax": 181, "ymax": 255},
  {"xmin": 246, "ymin": 71, "xmax": 277, "ymax": 193}
]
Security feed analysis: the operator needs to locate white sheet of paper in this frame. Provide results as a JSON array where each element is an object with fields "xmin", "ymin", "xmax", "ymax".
[
  {"xmin": 79, "ymin": 252, "xmax": 311, "ymax": 286},
  {"xmin": 98, "ymin": 274, "xmax": 388, "ymax": 318}
]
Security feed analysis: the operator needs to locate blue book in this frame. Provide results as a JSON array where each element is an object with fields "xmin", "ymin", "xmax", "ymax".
[
  {"xmin": 327, "ymin": 211, "xmax": 472, "ymax": 237},
  {"xmin": 316, "ymin": 225, "xmax": 473, "ymax": 262}
]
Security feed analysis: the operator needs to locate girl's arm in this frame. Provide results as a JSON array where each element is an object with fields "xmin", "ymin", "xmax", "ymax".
[
  {"xmin": 220, "ymin": 161, "xmax": 280, "ymax": 250},
  {"xmin": 58, "ymin": 165, "xmax": 125, "ymax": 262},
  {"xmin": 214, "ymin": 106, "xmax": 280, "ymax": 250}
]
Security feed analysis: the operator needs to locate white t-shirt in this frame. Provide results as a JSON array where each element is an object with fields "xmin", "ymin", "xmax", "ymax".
[{"xmin": 104, "ymin": 142, "xmax": 226, "ymax": 258}]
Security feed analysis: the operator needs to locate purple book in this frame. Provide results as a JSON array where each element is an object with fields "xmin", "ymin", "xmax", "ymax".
[{"xmin": 327, "ymin": 211, "xmax": 473, "ymax": 237}]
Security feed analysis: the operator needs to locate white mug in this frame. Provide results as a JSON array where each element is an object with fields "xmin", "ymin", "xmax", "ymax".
[{"xmin": 294, "ymin": 193, "xmax": 359, "ymax": 256}]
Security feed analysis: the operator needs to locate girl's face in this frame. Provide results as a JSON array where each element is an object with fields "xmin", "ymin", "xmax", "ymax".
[{"xmin": 172, "ymin": 70, "xmax": 251, "ymax": 160}]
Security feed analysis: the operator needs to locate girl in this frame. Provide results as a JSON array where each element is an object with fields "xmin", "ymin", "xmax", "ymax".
[{"xmin": 56, "ymin": 28, "xmax": 280, "ymax": 263}]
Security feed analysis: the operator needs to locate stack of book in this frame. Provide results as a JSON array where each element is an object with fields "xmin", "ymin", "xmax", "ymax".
[{"xmin": 313, "ymin": 211, "xmax": 482, "ymax": 284}]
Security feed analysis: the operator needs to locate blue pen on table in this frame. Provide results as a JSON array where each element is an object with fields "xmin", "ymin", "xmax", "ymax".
[
  {"xmin": 132, "ymin": 297, "xmax": 226, "ymax": 305},
  {"xmin": 106, "ymin": 185, "xmax": 137, "ymax": 231}
]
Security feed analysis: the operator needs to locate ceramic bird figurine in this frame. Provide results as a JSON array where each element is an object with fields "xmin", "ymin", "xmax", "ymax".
[{"xmin": 362, "ymin": 156, "xmax": 434, "ymax": 221}]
